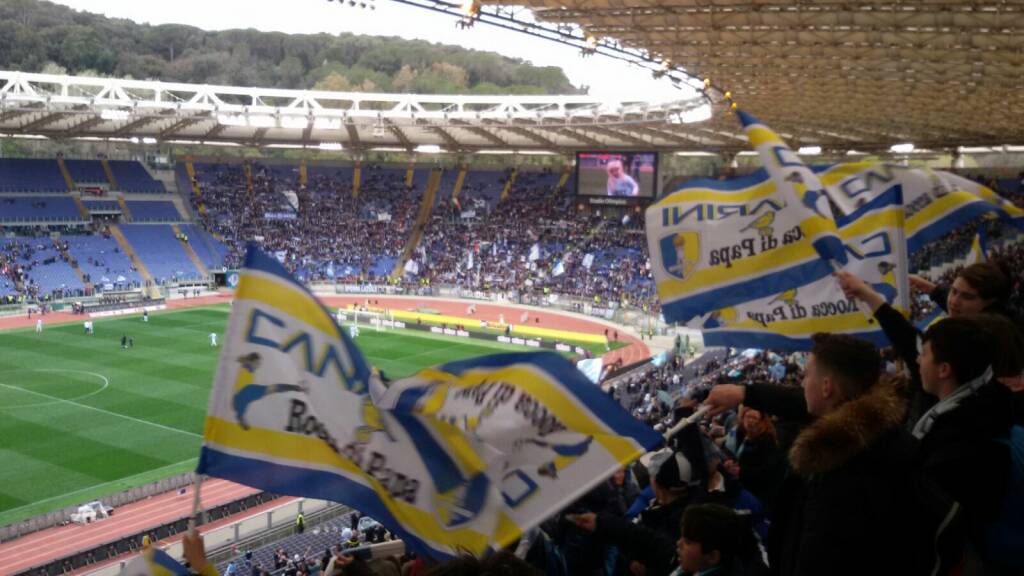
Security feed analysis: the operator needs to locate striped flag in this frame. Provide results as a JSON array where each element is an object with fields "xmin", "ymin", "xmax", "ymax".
[
  {"xmin": 966, "ymin": 225, "xmax": 989, "ymax": 265},
  {"xmin": 697, "ymin": 185, "xmax": 911, "ymax": 351},
  {"xmin": 815, "ymin": 162, "xmax": 1024, "ymax": 251},
  {"xmin": 646, "ymin": 111, "xmax": 846, "ymax": 323},
  {"xmin": 197, "ymin": 247, "xmax": 660, "ymax": 559}
]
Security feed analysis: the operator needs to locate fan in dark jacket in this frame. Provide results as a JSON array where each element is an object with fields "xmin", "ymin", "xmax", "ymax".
[{"xmin": 704, "ymin": 333, "xmax": 943, "ymax": 576}]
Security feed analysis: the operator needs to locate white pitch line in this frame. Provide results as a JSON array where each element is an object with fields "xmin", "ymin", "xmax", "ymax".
[
  {"xmin": 0, "ymin": 457, "xmax": 198, "ymax": 517},
  {"xmin": 0, "ymin": 382, "xmax": 202, "ymax": 438}
]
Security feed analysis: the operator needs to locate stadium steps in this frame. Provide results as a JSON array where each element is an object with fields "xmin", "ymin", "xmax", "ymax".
[
  {"xmin": 56, "ymin": 157, "xmax": 76, "ymax": 191},
  {"xmin": 352, "ymin": 161, "xmax": 362, "ymax": 198},
  {"xmin": 500, "ymin": 167, "xmax": 518, "ymax": 201},
  {"xmin": 451, "ymin": 165, "xmax": 468, "ymax": 200},
  {"xmin": 108, "ymin": 224, "xmax": 156, "ymax": 287},
  {"xmin": 299, "ymin": 159, "xmax": 308, "ymax": 188},
  {"xmin": 405, "ymin": 162, "xmax": 415, "ymax": 188},
  {"xmin": 171, "ymin": 224, "xmax": 211, "ymax": 277},
  {"xmin": 54, "ymin": 237, "xmax": 93, "ymax": 292},
  {"xmin": 391, "ymin": 168, "xmax": 442, "ymax": 278},
  {"xmin": 184, "ymin": 159, "xmax": 208, "ymax": 216},
  {"xmin": 100, "ymin": 158, "xmax": 119, "ymax": 190},
  {"xmin": 243, "ymin": 160, "xmax": 254, "ymax": 198},
  {"xmin": 71, "ymin": 196, "xmax": 89, "ymax": 219},
  {"xmin": 117, "ymin": 194, "xmax": 133, "ymax": 221},
  {"xmin": 557, "ymin": 163, "xmax": 572, "ymax": 190}
]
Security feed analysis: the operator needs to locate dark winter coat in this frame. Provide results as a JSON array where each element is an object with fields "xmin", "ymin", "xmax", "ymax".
[{"xmin": 745, "ymin": 382, "xmax": 931, "ymax": 576}]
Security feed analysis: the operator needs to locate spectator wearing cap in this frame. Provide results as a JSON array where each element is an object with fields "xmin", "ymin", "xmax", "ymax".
[
  {"xmin": 704, "ymin": 333, "xmax": 930, "ymax": 576},
  {"xmin": 570, "ymin": 449, "xmax": 703, "ymax": 576}
]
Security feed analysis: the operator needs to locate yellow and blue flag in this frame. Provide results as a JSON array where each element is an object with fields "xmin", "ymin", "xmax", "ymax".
[
  {"xmin": 737, "ymin": 110, "xmax": 847, "ymax": 265},
  {"xmin": 815, "ymin": 162, "xmax": 1023, "ymax": 252},
  {"xmin": 646, "ymin": 111, "xmax": 846, "ymax": 323},
  {"xmin": 698, "ymin": 185, "xmax": 911, "ymax": 351},
  {"xmin": 120, "ymin": 548, "xmax": 188, "ymax": 576},
  {"xmin": 198, "ymin": 247, "xmax": 660, "ymax": 559},
  {"xmin": 966, "ymin": 225, "xmax": 989, "ymax": 265}
]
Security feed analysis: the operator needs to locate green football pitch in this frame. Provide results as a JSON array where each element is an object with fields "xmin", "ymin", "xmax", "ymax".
[{"xmin": 0, "ymin": 305, "xmax": 568, "ymax": 527}]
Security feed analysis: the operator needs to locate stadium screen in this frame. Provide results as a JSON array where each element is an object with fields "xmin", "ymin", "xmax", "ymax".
[{"xmin": 575, "ymin": 152, "xmax": 658, "ymax": 198}]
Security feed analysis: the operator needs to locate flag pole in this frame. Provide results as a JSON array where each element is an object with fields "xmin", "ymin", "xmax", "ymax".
[
  {"xmin": 663, "ymin": 405, "xmax": 710, "ymax": 442},
  {"xmin": 830, "ymin": 261, "xmax": 877, "ymax": 323},
  {"xmin": 191, "ymin": 472, "xmax": 206, "ymax": 527}
]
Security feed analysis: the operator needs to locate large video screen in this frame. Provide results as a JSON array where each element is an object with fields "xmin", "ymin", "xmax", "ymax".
[{"xmin": 575, "ymin": 152, "xmax": 658, "ymax": 198}]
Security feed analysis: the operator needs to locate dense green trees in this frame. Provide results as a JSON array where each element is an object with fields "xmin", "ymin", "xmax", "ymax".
[{"xmin": 0, "ymin": 0, "xmax": 580, "ymax": 95}]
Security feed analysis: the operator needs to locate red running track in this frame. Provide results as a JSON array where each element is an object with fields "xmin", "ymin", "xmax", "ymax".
[{"xmin": 0, "ymin": 479, "xmax": 266, "ymax": 576}]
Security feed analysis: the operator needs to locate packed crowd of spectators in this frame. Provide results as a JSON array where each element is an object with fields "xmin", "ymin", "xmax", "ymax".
[
  {"xmin": 192, "ymin": 163, "xmax": 418, "ymax": 282},
  {"xmin": 415, "ymin": 170, "xmax": 657, "ymax": 310}
]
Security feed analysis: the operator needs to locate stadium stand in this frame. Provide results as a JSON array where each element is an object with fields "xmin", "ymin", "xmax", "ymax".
[
  {"xmin": 107, "ymin": 160, "xmax": 166, "ymax": 193},
  {"xmin": 82, "ymin": 199, "xmax": 123, "ymax": 213},
  {"xmin": 63, "ymin": 159, "xmax": 109, "ymax": 184},
  {"xmin": 177, "ymin": 224, "xmax": 228, "ymax": 270},
  {"xmin": 63, "ymin": 233, "xmax": 143, "ymax": 289},
  {"xmin": 119, "ymin": 225, "xmax": 203, "ymax": 283},
  {"xmin": 125, "ymin": 200, "xmax": 183, "ymax": 222},
  {"xmin": 0, "ymin": 196, "xmax": 83, "ymax": 223},
  {"xmin": 0, "ymin": 159, "xmax": 68, "ymax": 193}
]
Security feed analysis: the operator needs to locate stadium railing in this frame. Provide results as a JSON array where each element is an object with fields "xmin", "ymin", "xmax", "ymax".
[
  {"xmin": 0, "ymin": 473, "xmax": 196, "ymax": 543},
  {"xmin": 78, "ymin": 498, "xmax": 339, "ymax": 576}
]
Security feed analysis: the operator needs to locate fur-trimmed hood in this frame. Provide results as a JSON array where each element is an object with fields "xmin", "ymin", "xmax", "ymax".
[{"xmin": 788, "ymin": 379, "xmax": 907, "ymax": 478}]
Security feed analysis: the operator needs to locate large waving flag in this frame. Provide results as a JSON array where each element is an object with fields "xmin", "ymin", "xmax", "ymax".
[
  {"xmin": 698, "ymin": 185, "xmax": 910, "ymax": 351},
  {"xmin": 646, "ymin": 111, "xmax": 846, "ymax": 323},
  {"xmin": 816, "ymin": 162, "xmax": 1024, "ymax": 252},
  {"xmin": 198, "ymin": 247, "xmax": 660, "ymax": 559}
]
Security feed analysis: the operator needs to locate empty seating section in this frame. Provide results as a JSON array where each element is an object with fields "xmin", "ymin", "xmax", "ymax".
[
  {"xmin": 0, "ymin": 159, "xmax": 68, "ymax": 193},
  {"xmin": 126, "ymin": 201, "xmax": 182, "ymax": 222},
  {"xmin": 63, "ymin": 159, "xmax": 109, "ymax": 184},
  {"xmin": 0, "ymin": 196, "xmax": 82, "ymax": 223},
  {"xmin": 120, "ymin": 225, "xmax": 202, "ymax": 283},
  {"xmin": 107, "ymin": 160, "xmax": 166, "ymax": 193},
  {"xmin": 178, "ymin": 224, "xmax": 228, "ymax": 269},
  {"xmin": 63, "ymin": 234, "xmax": 142, "ymax": 289},
  {"xmin": 83, "ymin": 200, "xmax": 122, "ymax": 212}
]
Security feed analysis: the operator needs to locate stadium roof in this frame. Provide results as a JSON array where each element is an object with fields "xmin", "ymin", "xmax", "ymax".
[
  {"xmin": 486, "ymin": 0, "xmax": 1024, "ymax": 151},
  {"xmin": 0, "ymin": 71, "xmax": 722, "ymax": 153}
]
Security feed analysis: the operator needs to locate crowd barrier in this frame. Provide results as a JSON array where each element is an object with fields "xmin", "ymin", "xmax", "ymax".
[
  {"xmin": 0, "ymin": 473, "xmax": 196, "ymax": 543},
  {"xmin": 82, "ymin": 498, "xmax": 336, "ymax": 576}
]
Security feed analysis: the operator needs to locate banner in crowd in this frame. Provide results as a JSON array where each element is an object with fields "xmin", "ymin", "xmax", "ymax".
[
  {"xmin": 197, "ymin": 247, "xmax": 661, "ymax": 559},
  {"xmin": 404, "ymin": 259, "xmax": 420, "ymax": 276},
  {"xmin": 646, "ymin": 111, "xmax": 847, "ymax": 323},
  {"xmin": 697, "ymin": 185, "xmax": 910, "ymax": 351}
]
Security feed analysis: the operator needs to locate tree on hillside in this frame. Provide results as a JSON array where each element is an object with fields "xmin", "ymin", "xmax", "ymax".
[{"xmin": 0, "ymin": 0, "xmax": 581, "ymax": 96}]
